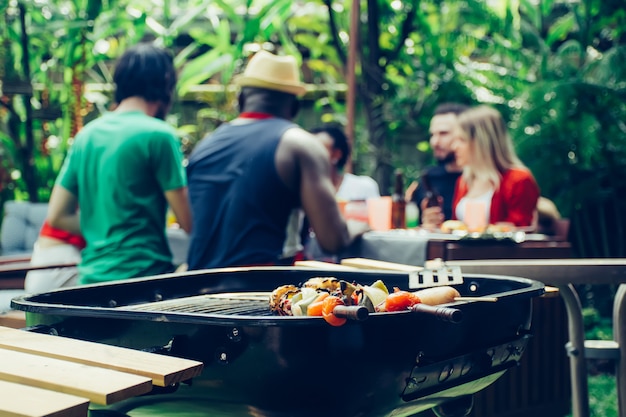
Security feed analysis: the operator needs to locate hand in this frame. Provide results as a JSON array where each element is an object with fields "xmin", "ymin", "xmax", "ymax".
[{"xmin": 420, "ymin": 205, "xmax": 444, "ymax": 232}]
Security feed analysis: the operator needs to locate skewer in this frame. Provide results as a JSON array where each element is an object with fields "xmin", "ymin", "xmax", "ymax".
[{"xmin": 454, "ymin": 296, "xmax": 499, "ymax": 302}]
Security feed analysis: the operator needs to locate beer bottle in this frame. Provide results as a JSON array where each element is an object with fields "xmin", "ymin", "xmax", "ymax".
[
  {"xmin": 391, "ymin": 169, "xmax": 406, "ymax": 229},
  {"xmin": 421, "ymin": 171, "xmax": 442, "ymax": 209}
]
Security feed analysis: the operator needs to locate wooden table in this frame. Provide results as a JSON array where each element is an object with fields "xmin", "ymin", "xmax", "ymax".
[
  {"xmin": 324, "ymin": 230, "xmax": 574, "ymax": 267},
  {"xmin": 426, "ymin": 236, "xmax": 573, "ymax": 261}
]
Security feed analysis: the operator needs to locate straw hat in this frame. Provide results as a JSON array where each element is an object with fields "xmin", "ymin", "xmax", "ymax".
[{"xmin": 236, "ymin": 50, "xmax": 307, "ymax": 97}]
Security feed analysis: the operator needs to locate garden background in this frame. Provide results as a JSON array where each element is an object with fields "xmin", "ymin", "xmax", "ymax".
[{"xmin": 1, "ymin": 1, "xmax": 625, "ymax": 414}]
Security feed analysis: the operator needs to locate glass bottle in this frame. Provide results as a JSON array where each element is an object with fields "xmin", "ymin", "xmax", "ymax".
[
  {"xmin": 391, "ymin": 169, "xmax": 406, "ymax": 229},
  {"xmin": 421, "ymin": 171, "xmax": 442, "ymax": 209}
]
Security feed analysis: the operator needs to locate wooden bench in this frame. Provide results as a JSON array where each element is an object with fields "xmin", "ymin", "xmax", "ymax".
[
  {"xmin": 0, "ymin": 326, "xmax": 204, "ymax": 416},
  {"xmin": 0, "ymin": 310, "xmax": 26, "ymax": 329},
  {"xmin": 0, "ymin": 256, "xmax": 78, "ymax": 290},
  {"xmin": 0, "ymin": 379, "xmax": 89, "ymax": 417}
]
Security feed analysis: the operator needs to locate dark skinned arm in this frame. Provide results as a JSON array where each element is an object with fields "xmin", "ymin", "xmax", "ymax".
[{"xmin": 275, "ymin": 127, "xmax": 367, "ymax": 253}]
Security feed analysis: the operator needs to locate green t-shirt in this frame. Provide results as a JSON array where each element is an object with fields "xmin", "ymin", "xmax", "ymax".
[{"xmin": 56, "ymin": 111, "xmax": 187, "ymax": 284}]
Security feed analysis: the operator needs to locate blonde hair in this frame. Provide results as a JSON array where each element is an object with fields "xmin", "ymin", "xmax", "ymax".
[{"xmin": 457, "ymin": 105, "xmax": 526, "ymax": 189}]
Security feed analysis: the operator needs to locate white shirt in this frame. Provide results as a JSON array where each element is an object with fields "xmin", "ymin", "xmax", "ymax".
[{"xmin": 336, "ymin": 172, "xmax": 381, "ymax": 201}]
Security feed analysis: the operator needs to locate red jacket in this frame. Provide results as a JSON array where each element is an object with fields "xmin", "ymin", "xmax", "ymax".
[{"xmin": 452, "ymin": 168, "xmax": 540, "ymax": 227}]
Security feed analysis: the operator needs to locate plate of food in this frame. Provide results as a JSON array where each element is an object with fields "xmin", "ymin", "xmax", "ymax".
[{"xmin": 439, "ymin": 220, "xmax": 526, "ymax": 243}]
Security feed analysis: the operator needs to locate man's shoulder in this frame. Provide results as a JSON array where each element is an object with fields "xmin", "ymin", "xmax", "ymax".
[
  {"xmin": 80, "ymin": 111, "xmax": 176, "ymax": 137},
  {"xmin": 280, "ymin": 125, "xmax": 326, "ymax": 156},
  {"xmin": 280, "ymin": 124, "xmax": 314, "ymax": 143},
  {"xmin": 136, "ymin": 114, "xmax": 177, "ymax": 135}
]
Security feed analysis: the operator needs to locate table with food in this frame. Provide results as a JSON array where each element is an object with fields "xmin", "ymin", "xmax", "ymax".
[{"xmin": 306, "ymin": 218, "xmax": 572, "ymax": 267}]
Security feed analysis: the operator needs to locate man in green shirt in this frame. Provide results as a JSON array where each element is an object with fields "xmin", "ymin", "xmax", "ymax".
[{"xmin": 47, "ymin": 43, "xmax": 191, "ymax": 284}]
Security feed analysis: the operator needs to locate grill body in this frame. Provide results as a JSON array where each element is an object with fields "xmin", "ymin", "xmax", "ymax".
[{"xmin": 12, "ymin": 267, "xmax": 544, "ymax": 417}]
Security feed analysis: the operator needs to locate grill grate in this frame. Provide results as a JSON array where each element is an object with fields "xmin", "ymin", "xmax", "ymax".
[{"xmin": 125, "ymin": 293, "xmax": 274, "ymax": 316}]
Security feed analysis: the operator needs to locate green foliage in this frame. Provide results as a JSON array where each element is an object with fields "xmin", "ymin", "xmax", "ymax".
[
  {"xmin": 1, "ymin": 0, "xmax": 625, "ymax": 259},
  {"xmin": 582, "ymin": 306, "xmax": 613, "ymax": 340},
  {"xmin": 583, "ymin": 374, "xmax": 618, "ymax": 417}
]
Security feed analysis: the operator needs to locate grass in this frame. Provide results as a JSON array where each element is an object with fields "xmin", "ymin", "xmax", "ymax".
[
  {"xmin": 587, "ymin": 373, "xmax": 618, "ymax": 417},
  {"xmin": 571, "ymin": 306, "xmax": 618, "ymax": 417}
]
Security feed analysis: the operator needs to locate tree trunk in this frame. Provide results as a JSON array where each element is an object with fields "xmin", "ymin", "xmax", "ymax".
[{"xmin": 361, "ymin": 89, "xmax": 392, "ymax": 195}]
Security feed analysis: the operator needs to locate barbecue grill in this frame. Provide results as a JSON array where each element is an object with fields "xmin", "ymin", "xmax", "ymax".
[{"xmin": 11, "ymin": 266, "xmax": 544, "ymax": 417}]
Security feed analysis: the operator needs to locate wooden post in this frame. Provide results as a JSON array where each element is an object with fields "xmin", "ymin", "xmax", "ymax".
[{"xmin": 345, "ymin": 0, "xmax": 360, "ymax": 174}]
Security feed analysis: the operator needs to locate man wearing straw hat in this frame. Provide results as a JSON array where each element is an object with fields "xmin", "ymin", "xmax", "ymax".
[{"xmin": 186, "ymin": 50, "xmax": 367, "ymax": 269}]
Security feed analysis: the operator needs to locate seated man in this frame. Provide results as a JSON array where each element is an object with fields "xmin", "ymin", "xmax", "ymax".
[
  {"xmin": 186, "ymin": 51, "xmax": 367, "ymax": 269},
  {"xmin": 407, "ymin": 103, "xmax": 468, "ymax": 225},
  {"xmin": 24, "ymin": 220, "xmax": 84, "ymax": 293},
  {"xmin": 310, "ymin": 124, "xmax": 380, "ymax": 201}
]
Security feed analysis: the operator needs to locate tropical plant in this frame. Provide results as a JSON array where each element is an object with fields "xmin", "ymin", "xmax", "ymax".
[
  {"xmin": 307, "ymin": 0, "xmax": 535, "ymax": 193},
  {"xmin": 510, "ymin": 0, "xmax": 626, "ymax": 257},
  {"xmin": 1, "ymin": 0, "xmax": 133, "ymax": 202},
  {"xmin": 0, "ymin": 0, "xmax": 212, "ymax": 203},
  {"xmin": 2, "ymin": 0, "xmax": 626, "ymax": 260},
  {"xmin": 173, "ymin": 0, "xmax": 316, "ymax": 146}
]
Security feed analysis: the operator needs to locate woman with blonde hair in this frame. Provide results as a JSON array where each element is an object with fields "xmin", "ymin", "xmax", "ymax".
[{"xmin": 450, "ymin": 105, "xmax": 540, "ymax": 229}]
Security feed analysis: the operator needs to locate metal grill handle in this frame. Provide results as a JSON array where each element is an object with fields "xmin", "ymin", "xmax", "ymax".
[
  {"xmin": 410, "ymin": 304, "xmax": 463, "ymax": 324},
  {"xmin": 333, "ymin": 305, "xmax": 369, "ymax": 321}
]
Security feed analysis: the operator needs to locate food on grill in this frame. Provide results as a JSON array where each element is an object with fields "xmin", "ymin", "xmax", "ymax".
[
  {"xmin": 321, "ymin": 296, "xmax": 347, "ymax": 327},
  {"xmin": 412, "ymin": 286, "xmax": 461, "ymax": 306},
  {"xmin": 359, "ymin": 279, "xmax": 389, "ymax": 309},
  {"xmin": 304, "ymin": 292, "xmax": 330, "ymax": 316},
  {"xmin": 302, "ymin": 277, "xmax": 342, "ymax": 291},
  {"xmin": 382, "ymin": 289, "xmax": 421, "ymax": 312},
  {"xmin": 270, "ymin": 278, "xmax": 460, "ymax": 325},
  {"xmin": 269, "ymin": 284, "xmax": 299, "ymax": 316}
]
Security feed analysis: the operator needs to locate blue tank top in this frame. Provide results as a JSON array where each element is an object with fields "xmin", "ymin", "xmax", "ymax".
[{"xmin": 186, "ymin": 118, "xmax": 300, "ymax": 269}]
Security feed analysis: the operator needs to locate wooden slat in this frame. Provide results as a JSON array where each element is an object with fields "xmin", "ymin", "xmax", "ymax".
[
  {"xmin": 294, "ymin": 260, "xmax": 358, "ymax": 270},
  {"xmin": 0, "ymin": 380, "xmax": 89, "ymax": 417},
  {"xmin": 0, "ymin": 326, "xmax": 203, "ymax": 386},
  {"xmin": 444, "ymin": 258, "xmax": 626, "ymax": 286},
  {"xmin": 542, "ymin": 286, "xmax": 560, "ymax": 298},
  {"xmin": 0, "ymin": 348, "xmax": 152, "ymax": 405},
  {"xmin": 340, "ymin": 257, "xmax": 423, "ymax": 272}
]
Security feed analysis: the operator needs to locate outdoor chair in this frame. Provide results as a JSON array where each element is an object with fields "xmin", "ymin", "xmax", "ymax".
[{"xmin": 0, "ymin": 200, "xmax": 48, "ymax": 256}]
